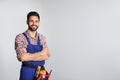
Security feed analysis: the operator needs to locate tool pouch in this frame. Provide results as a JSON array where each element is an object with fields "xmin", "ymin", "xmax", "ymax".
[{"xmin": 34, "ymin": 66, "xmax": 50, "ymax": 80}]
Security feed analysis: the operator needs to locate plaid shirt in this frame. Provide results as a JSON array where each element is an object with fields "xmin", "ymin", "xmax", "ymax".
[{"xmin": 15, "ymin": 31, "xmax": 49, "ymax": 56}]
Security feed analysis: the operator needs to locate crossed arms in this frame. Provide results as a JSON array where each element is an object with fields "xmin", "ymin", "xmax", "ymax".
[
  {"xmin": 17, "ymin": 47, "xmax": 50, "ymax": 62},
  {"xmin": 15, "ymin": 34, "xmax": 50, "ymax": 62}
]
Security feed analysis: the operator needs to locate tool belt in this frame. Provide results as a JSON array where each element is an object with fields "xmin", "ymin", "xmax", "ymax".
[{"xmin": 22, "ymin": 63, "xmax": 51, "ymax": 80}]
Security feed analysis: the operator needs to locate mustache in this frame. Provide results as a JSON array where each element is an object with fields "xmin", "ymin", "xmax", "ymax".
[{"xmin": 31, "ymin": 25, "xmax": 38, "ymax": 27}]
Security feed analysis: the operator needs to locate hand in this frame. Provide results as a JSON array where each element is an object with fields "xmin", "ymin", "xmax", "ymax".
[
  {"xmin": 40, "ymin": 48, "xmax": 49, "ymax": 56},
  {"xmin": 17, "ymin": 53, "xmax": 31, "ymax": 61}
]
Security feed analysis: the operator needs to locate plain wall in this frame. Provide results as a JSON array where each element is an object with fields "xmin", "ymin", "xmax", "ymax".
[{"xmin": 0, "ymin": 0, "xmax": 120, "ymax": 80}]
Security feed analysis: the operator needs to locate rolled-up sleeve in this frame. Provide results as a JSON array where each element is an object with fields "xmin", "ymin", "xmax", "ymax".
[
  {"xmin": 15, "ymin": 34, "xmax": 27, "ymax": 56},
  {"xmin": 40, "ymin": 34, "xmax": 47, "ymax": 48},
  {"xmin": 40, "ymin": 34, "xmax": 50, "ymax": 56}
]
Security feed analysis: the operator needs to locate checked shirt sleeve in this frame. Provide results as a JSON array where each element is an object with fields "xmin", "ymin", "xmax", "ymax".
[{"xmin": 15, "ymin": 34, "xmax": 27, "ymax": 56}]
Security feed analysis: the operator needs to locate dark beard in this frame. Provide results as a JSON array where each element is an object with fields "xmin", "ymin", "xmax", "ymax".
[{"xmin": 28, "ymin": 25, "xmax": 38, "ymax": 31}]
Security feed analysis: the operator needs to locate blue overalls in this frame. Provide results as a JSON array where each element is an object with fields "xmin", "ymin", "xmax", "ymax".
[{"xmin": 20, "ymin": 33, "xmax": 45, "ymax": 80}]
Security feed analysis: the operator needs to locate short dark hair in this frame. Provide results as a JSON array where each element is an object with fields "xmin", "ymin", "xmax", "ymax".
[{"xmin": 27, "ymin": 11, "xmax": 40, "ymax": 21}]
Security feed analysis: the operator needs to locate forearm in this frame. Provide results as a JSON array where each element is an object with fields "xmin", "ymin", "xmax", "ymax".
[
  {"xmin": 30, "ymin": 48, "xmax": 50, "ymax": 61},
  {"xmin": 33, "ymin": 55, "xmax": 49, "ymax": 61},
  {"xmin": 18, "ymin": 48, "xmax": 49, "ymax": 62}
]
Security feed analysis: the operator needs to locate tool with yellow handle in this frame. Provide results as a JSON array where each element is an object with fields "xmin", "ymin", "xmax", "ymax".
[{"xmin": 35, "ymin": 66, "xmax": 41, "ymax": 78}]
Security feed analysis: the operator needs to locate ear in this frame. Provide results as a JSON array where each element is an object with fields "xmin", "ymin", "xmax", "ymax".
[{"xmin": 26, "ymin": 20, "xmax": 28, "ymax": 25}]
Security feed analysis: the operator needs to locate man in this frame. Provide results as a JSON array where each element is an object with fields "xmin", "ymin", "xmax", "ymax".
[{"xmin": 15, "ymin": 11, "xmax": 50, "ymax": 80}]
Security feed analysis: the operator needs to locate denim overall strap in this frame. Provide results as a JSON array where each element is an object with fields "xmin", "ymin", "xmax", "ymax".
[
  {"xmin": 37, "ymin": 35, "xmax": 40, "ymax": 45},
  {"xmin": 23, "ymin": 33, "xmax": 30, "ymax": 44}
]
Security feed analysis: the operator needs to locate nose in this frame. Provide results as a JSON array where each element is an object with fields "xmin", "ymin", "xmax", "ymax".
[{"xmin": 33, "ymin": 21, "xmax": 35, "ymax": 25}]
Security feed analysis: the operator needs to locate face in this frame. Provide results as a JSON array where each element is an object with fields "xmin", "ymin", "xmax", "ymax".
[{"xmin": 27, "ymin": 16, "xmax": 40, "ymax": 31}]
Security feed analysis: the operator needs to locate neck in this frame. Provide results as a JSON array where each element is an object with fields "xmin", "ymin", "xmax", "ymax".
[{"xmin": 27, "ymin": 29, "xmax": 37, "ymax": 38}]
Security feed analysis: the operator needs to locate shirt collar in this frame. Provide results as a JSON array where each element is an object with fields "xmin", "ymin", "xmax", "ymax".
[{"xmin": 25, "ymin": 30, "xmax": 39, "ymax": 40}]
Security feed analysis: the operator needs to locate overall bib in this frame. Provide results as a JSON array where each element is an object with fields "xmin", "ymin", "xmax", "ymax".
[{"xmin": 20, "ymin": 33, "xmax": 45, "ymax": 80}]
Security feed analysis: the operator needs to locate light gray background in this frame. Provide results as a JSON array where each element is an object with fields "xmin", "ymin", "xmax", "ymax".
[{"xmin": 0, "ymin": 0, "xmax": 120, "ymax": 80}]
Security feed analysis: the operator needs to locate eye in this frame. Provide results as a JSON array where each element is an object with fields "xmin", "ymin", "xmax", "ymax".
[
  {"xmin": 35, "ymin": 20, "xmax": 39, "ymax": 23},
  {"xmin": 29, "ymin": 20, "xmax": 33, "ymax": 23}
]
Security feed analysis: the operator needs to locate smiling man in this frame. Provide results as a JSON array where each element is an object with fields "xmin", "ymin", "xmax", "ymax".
[{"xmin": 15, "ymin": 11, "xmax": 50, "ymax": 80}]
